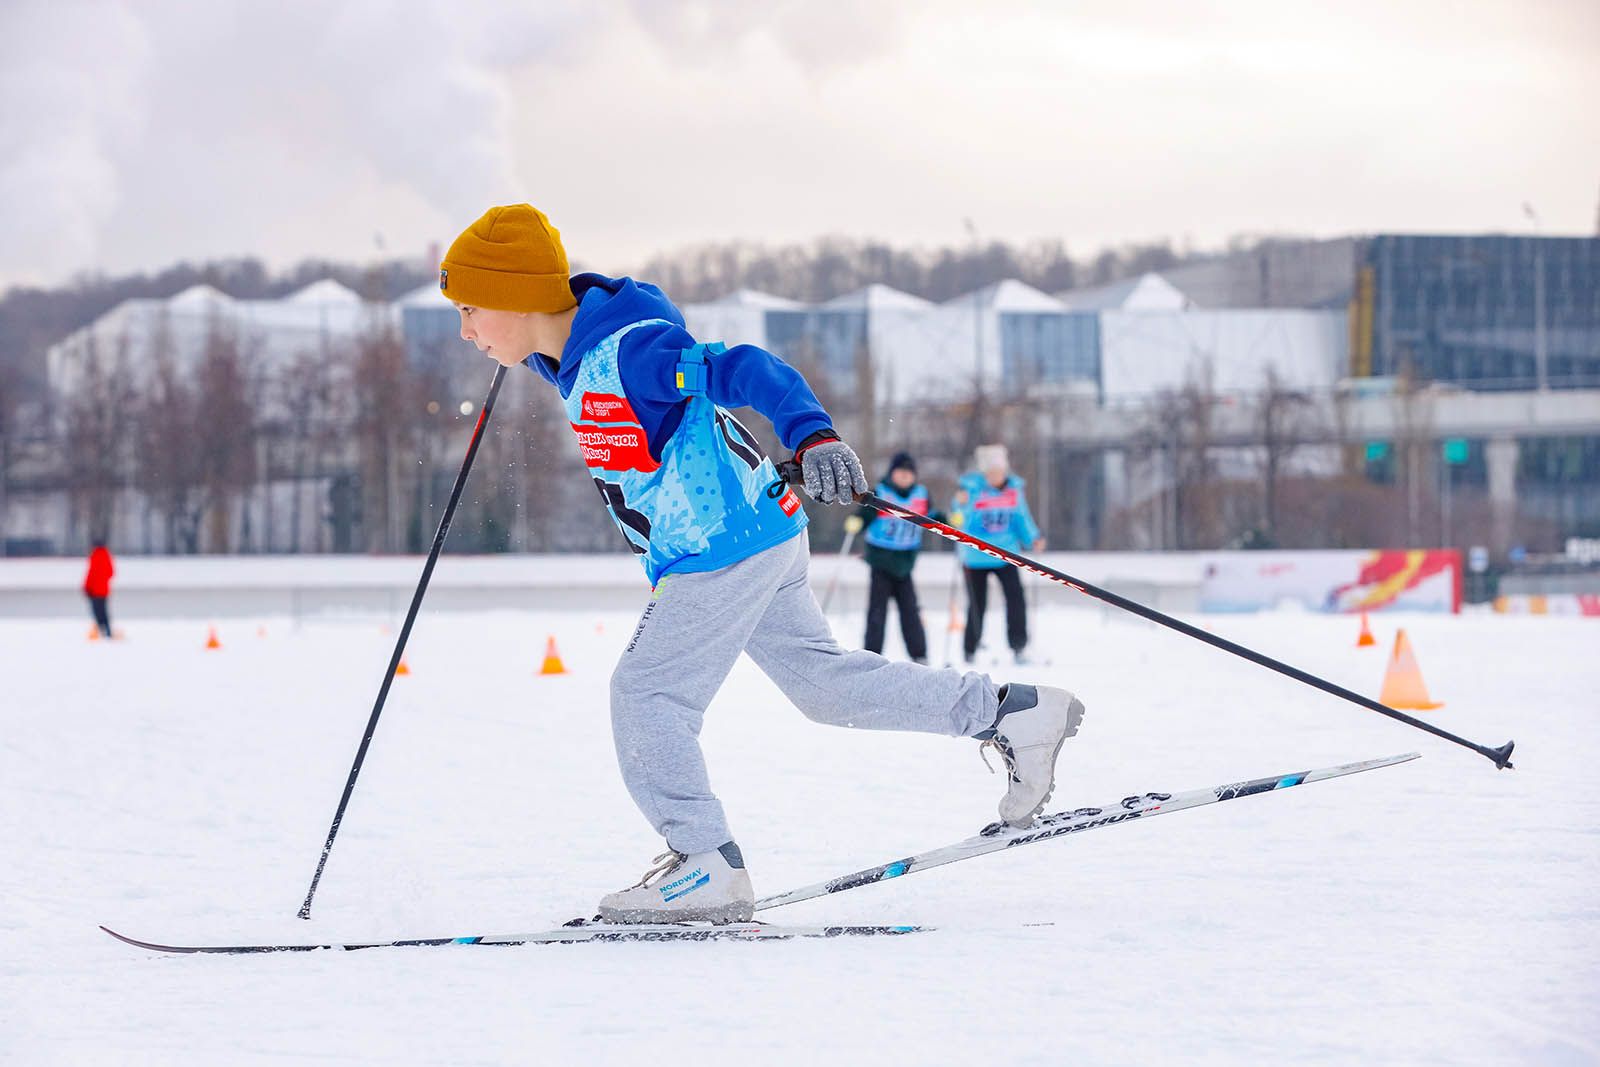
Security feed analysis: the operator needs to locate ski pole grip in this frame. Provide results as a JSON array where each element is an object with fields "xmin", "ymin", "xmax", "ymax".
[{"xmin": 776, "ymin": 457, "xmax": 868, "ymax": 505}]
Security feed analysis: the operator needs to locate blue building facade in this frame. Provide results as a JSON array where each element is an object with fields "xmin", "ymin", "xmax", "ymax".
[
  {"xmin": 998, "ymin": 311, "xmax": 1101, "ymax": 395},
  {"xmin": 1362, "ymin": 234, "xmax": 1600, "ymax": 391}
]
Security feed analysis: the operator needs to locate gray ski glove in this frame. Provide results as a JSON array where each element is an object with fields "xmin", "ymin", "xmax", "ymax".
[{"xmin": 792, "ymin": 430, "xmax": 869, "ymax": 505}]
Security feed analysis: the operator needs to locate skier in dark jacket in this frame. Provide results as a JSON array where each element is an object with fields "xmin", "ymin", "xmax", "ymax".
[{"xmin": 849, "ymin": 452, "xmax": 937, "ymax": 663}]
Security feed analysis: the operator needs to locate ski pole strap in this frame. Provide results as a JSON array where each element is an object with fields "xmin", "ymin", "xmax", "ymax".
[
  {"xmin": 675, "ymin": 342, "xmax": 723, "ymax": 397},
  {"xmin": 845, "ymin": 487, "xmax": 1515, "ymax": 771}
]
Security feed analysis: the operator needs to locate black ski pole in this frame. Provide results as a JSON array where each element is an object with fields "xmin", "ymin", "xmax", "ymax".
[
  {"xmin": 298, "ymin": 365, "xmax": 508, "ymax": 919},
  {"xmin": 779, "ymin": 463, "xmax": 1514, "ymax": 771}
]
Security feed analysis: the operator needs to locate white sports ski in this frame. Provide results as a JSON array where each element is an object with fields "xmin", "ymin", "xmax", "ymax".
[{"xmin": 755, "ymin": 751, "xmax": 1420, "ymax": 912}]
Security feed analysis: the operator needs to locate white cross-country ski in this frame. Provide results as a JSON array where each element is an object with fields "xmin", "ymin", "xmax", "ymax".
[
  {"xmin": 753, "ymin": 751, "xmax": 1420, "ymax": 912},
  {"xmin": 101, "ymin": 752, "xmax": 1415, "ymax": 954},
  {"xmin": 99, "ymin": 919, "xmax": 928, "ymax": 954}
]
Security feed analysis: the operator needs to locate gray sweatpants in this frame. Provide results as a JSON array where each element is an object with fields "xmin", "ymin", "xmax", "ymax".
[{"xmin": 611, "ymin": 530, "xmax": 1000, "ymax": 854}]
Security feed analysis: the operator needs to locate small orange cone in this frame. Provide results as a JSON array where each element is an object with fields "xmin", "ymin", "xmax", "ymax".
[
  {"xmin": 947, "ymin": 599, "xmax": 963, "ymax": 633},
  {"xmin": 396, "ymin": 657, "xmax": 411, "ymax": 676},
  {"xmin": 88, "ymin": 625, "xmax": 101, "ymax": 641},
  {"xmin": 257, "ymin": 625, "xmax": 268, "ymax": 639},
  {"xmin": 205, "ymin": 626, "xmax": 222, "ymax": 651},
  {"xmin": 1379, "ymin": 629, "xmax": 1442, "ymax": 710},
  {"xmin": 1356, "ymin": 612, "xmax": 1377, "ymax": 648},
  {"xmin": 539, "ymin": 635, "xmax": 567, "ymax": 676}
]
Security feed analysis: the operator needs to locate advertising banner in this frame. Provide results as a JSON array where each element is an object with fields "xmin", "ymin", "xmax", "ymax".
[{"xmin": 1200, "ymin": 550, "xmax": 1462, "ymax": 614}]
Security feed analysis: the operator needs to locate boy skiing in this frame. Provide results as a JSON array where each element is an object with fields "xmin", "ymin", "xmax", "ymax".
[{"xmin": 440, "ymin": 205, "xmax": 1084, "ymax": 924}]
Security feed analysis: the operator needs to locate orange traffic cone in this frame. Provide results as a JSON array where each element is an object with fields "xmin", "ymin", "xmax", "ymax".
[
  {"xmin": 396, "ymin": 657, "xmax": 411, "ymax": 676},
  {"xmin": 947, "ymin": 598, "xmax": 963, "ymax": 633},
  {"xmin": 1379, "ymin": 629, "xmax": 1442, "ymax": 710},
  {"xmin": 88, "ymin": 625, "xmax": 101, "ymax": 641},
  {"xmin": 539, "ymin": 635, "xmax": 567, "ymax": 676},
  {"xmin": 205, "ymin": 626, "xmax": 222, "ymax": 650},
  {"xmin": 1356, "ymin": 612, "xmax": 1377, "ymax": 648}
]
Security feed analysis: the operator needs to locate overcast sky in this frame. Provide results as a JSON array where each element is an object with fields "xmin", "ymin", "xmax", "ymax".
[{"xmin": 1, "ymin": 0, "xmax": 1595, "ymax": 291}]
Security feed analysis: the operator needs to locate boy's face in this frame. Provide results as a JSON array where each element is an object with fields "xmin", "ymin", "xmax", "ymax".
[
  {"xmin": 456, "ymin": 304, "xmax": 534, "ymax": 367},
  {"xmin": 890, "ymin": 468, "xmax": 916, "ymax": 491}
]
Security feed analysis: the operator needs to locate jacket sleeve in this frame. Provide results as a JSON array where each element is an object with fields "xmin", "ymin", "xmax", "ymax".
[
  {"xmin": 617, "ymin": 322, "xmax": 833, "ymax": 451},
  {"xmin": 1012, "ymin": 486, "xmax": 1041, "ymax": 545}
]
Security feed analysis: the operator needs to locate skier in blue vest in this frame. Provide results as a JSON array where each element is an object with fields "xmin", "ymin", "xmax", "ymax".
[
  {"xmin": 952, "ymin": 444, "xmax": 1043, "ymax": 665},
  {"xmin": 439, "ymin": 205, "xmax": 1084, "ymax": 924},
  {"xmin": 847, "ymin": 452, "xmax": 936, "ymax": 663}
]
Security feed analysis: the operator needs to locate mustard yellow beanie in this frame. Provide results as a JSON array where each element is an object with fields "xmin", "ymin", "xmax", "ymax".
[{"xmin": 438, "ymin": 204, "xmax": 577, "ymax": 313}]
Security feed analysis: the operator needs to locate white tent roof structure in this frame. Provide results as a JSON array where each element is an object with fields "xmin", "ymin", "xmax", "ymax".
[
  {"xmin": 167, "ymin": 283, "xmax": 234, "ymax": 310},
  {"xmin": 47, "ymin": 279, "xmax": 399, "ymax": 412},
  {"xmin": 1057, "ymin": 273, "xmax": 1192, "ymax": 311},
  {"xmin": 944, "ymin": 279, "xmax": 1065, "ymax": 312},
  {"xmin": 822, "ymin": 284, "xmax": 933, "ymax": 311},
  {"xmin": 286, "ymin": 279, "xmax": 363, "ymax": 305},
  {"xmin": 701, "ymin": 288, "xmax": 804, "ymax": 310}
]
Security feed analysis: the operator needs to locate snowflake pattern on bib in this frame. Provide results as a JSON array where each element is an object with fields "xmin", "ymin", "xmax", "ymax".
[{"xmin": 562, "ymin": 321, "xmax": 806, "ymax": 584}]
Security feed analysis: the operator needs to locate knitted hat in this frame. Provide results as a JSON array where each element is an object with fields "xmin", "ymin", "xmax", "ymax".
[
  {"xmin": 887, "ymin": 451, "xmax": 917, "ymax": 475},
  {"xmin": 438, "ymin": 204, "xmax": 577, "ymax": 313},
  {"xmin": 974, "ymin": 443, "xmax": 1009, "ymax": 471}
]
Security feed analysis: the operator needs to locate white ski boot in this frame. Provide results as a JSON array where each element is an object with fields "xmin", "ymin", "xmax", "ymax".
[
  {"xmin": 977, "ymin": 684, "xmax": 1085, "ymax": 827},
  {"xmin": 597, "ymin": 842, "xmax": 755, "ymax": 925}
]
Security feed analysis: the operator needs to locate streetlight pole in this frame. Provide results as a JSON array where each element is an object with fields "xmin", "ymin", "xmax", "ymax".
[
  {"xmin": 963, "ymin": 217, "xmax": 985, "ymax": 424},
  {"xmin": 1522, "ymin": 202, "xmax": 1548, "ymax": 391}
]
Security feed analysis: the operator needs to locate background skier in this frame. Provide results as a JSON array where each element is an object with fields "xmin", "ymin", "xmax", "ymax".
[
  {"xmin": 952, "ymin": 444, "xmax": 1043, "ymax": 665},
  {"xmin": 848, "ymin": 451, "xmax": 937, "ymax": 663}
]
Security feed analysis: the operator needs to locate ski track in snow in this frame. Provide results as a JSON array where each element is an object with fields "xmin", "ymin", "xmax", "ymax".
[{"xmin": 2, "ymin": 604, "xmax": 1597, "ymax": 1066}]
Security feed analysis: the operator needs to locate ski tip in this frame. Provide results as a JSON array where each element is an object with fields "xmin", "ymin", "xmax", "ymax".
[{"xmin": 100, "ymin": 925, "xmax": 159, "ymax": 950}]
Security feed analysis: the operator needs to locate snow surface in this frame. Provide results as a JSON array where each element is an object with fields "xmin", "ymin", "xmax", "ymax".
[{"xmin": 3, "ymin": 599, "xmax": 1597, "ymax": 1065}]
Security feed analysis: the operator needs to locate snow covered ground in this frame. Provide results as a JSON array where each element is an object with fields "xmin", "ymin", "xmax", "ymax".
[{"xmin": 3, "ymin": 595, "xmax": 1597, "ymax": 1065}]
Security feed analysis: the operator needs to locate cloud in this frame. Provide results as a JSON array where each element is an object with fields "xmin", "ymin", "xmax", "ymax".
[
  {"xmin": 1, "ymin": 0, "xmax": 1594, "ymax": 291},
  {"xmin": 0, "ymin": 0, "xmax": 152, "ymax": 283},
  {"xmin": 0, "ymin": 0, "xmax": 591, "ymax": 288},
  {"xmin": 623, "ymin": 0, "xmax": 911, "ymax": 72}
]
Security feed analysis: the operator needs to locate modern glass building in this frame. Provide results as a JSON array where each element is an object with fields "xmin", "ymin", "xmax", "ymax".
[
  {"xmin": 762, "ymin": 307, "xmax": 868, "ymax": 394},
  {"xmin": 998, "ymin": 311, "xmax": 1101, "ymax": 394},
  {"xmin": 1356, "ymin": 234, "xmax": 1600, "ymax": 391}
]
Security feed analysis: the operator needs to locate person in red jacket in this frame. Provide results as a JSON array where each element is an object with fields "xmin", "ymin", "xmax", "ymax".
[{"xmin": 84, "ymin": 540, "xmax": 114, "ymax": 639}]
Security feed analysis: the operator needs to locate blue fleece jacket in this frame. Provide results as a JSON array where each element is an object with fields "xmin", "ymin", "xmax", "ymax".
[{"xmin": 525, "ymin": 274, "xmax": 832, "ymax": 456}]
